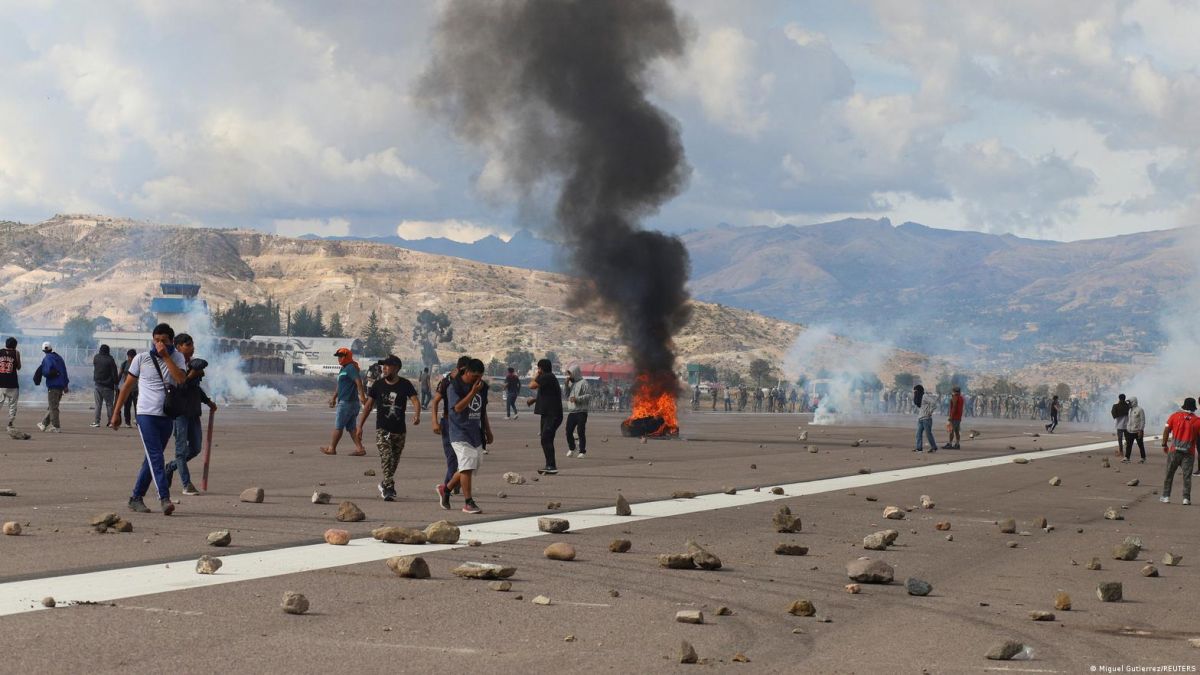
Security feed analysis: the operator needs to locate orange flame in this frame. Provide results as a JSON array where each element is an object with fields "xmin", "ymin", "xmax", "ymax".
[{"xmin": 625, "ymin": 372, "xmax": 679, "ymax": 436}]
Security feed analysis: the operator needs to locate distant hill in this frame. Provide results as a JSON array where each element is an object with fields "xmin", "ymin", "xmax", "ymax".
[{"xmin": 310, "ymin": 229, "xmax": 560, "ymax": 273}]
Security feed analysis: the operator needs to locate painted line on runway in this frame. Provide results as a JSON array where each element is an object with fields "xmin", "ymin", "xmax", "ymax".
[{"xmin": 0, "ymin": 438, "xmax": 1130, "ymax": 618}]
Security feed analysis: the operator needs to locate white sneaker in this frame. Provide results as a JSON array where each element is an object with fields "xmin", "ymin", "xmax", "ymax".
[
  {"xmin": 89, "ymin": 422, "xmax": 100, "ymax": 428},
  {"xmin": 48, "ymin": 427, "xmax": 60, "ymax": 433},
  {"xmin": 577, "ymin": 452, "xmax": 587, "ymax": 459},
  {"xmin": 36, "ymin": 422, "xmax": 46, "ymax": 432},
  {"xmin": 565, "ymin": 450, "xmax": 575, "ymax": 458},
  {"xmin": 1184, "ymin": 499, "xmax": 1191, "ymax": 506},
  {"xmin": 1160, "ymin": 496, "xmax": 1170, "ymax": 503}
]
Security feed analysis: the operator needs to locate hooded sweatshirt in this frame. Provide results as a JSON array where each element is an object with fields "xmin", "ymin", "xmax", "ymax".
[
  {"xmin": 1125, "ymin": 397, "xmax": 1146, "ymax": 433},
  {"xmin": 566, "ymin": 366, "xmax": 590, "ymax": 413}
]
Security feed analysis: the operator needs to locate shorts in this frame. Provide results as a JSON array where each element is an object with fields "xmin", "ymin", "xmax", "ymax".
[
  {"xmin": 335, "ymin": 402, "xmax": 360, "ymax": 432},
  {"xmin": 450, "ymin": 441, "xmax": 482, "ymax": 472},
  {"xmin": 950, "ymin": 420, "xmax": 961, "ymax": 431}
]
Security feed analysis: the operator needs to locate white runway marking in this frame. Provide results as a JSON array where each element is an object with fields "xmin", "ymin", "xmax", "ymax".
[{"xmin": 0, "ymin": 438, "xmax": 1131, "ymax": 618}]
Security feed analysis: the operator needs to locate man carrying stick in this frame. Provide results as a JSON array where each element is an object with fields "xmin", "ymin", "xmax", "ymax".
[{"xmin": 163, "ymin": 333, "xmax": 217, "ymax": 496}]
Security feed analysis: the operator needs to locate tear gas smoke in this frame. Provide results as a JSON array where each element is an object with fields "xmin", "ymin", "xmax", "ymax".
[
  {"xmin": 419, "ymin": 0, "xmax": 692, "ymax": 389},
  {"xmin": 785, "ymin": 325, "xmax": 893, "ymax": 425},
  {"xmin": 185, "ymin": 305, "xmax": 287, "ymax": 411}
]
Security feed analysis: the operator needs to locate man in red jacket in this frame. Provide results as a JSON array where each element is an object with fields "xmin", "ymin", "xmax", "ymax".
[
  {"xmin": 943, "ymin": 386, "xmax": 964, "ymax": 450},
  {"xmin": 1160, "ymin": 397, "xmax": 1198, "ymax": 506}
]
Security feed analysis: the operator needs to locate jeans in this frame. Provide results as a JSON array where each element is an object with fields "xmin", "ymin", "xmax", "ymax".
[
  {"xmin": 1162, "ymin": 451, "xmax": 1194, "ymax": 501},
  {"xmin": 440, "ymin": 422, "xmax": 457, "ymax": 485},
  {"xmin": 41, "ymin": 388, "xmax": 63, "ymax": 429},
  {"xmin": 1116, "ymin": 427, "xmax": 1127, "ymax": 455},
  {"xmin": 335, "ymin": 401, "xmax": 359, "ymax": 432},
  {"xmin": 540, "ymin": 413, "xmax": 563, "ymax": 469},
  {"xmin": 132, "ymin": 414, "xmax": 175, "ymax": 501},
  {"xmin": 915, "ymin": 417, "xmax": 936, "ymax": 450},
  {"xmin": 420, "ymin": 388, "xmax": 431, "ymax": 409},
  {"xmin": 1, "ymin": 388, "xmax": 17, "ymax": 424},
  {"xmin": 1123, "ymin": 430, "xmax": 1145, "ymax": 460},
  {"xmin": 506, "ymin": 391, "xmax": 519, "ymax": 418},
  {"xmin": 123, "ymin": 391, "xmax": 137, "ymax": 425},
  {"xmin": 1046, "ymin": 412, "xmax": 1058, "ymax": 432},
  {"xmin": 565, "ymin": 411, "xmax": 588, "ymax": 453},
  {"xmin": 94, "ymin": 386, "xmax": 116, "ymax": 425},
  {"xmin": 169, "ymin": 415, "xmax": 203, "ymax": 486}
]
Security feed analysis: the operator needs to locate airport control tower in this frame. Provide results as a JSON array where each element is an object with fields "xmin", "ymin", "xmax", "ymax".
[{"xmin": 150, "ymin": 282, "xmax": 206, "ymax": 333}]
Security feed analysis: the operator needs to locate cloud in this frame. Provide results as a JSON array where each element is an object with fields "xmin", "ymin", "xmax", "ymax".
[{"xmin": 396, "ymin": 219, "xmax": 511, "ymax": 243}]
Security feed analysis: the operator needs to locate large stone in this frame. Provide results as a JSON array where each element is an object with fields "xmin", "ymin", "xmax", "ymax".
[
  {"xmin": 386, "ymin": 555, "xmax": 431, "ymax": 578},
  {"xmin": 111, "ymin": 519, "xmax": 133, "ymax": 533},
  {"xmin": 774, "ymin": 543, "xmax": 808, "ymax": 556},
  {"xmin": 1086, "ymin": 558, "xmax": 1103, "ymax": 570},
  {"xmin": 1049, "ymin": 476, "xmax": 1061, "ymax": 486},
  {"xmin": 675, "ymin": 609, "xmax": 704, "ymax": 624},
  {"xmin": 986, "ymin": 641, "xmax": 1026, "ymax": 661},
  {"xmin": 609, "ymin": 539, "xmax": 632, "ymax": 553},
  {"xmin": 6, "ymin": 428, "xmax": 30, "ymax": 440},
  {"xmin": 372, "ymin": 526, "xmax": 427, "ymax": 544},
  {"xmin": 1112, "ymin": 542, "xmax": 1140, "ymax": 561},
  {"xmin": 772, "ymin": 505, "xmax": 801, "ymax": 533},
  {"xmin": 206, "ymin": 530, "xmax": 231, "ymax": 547},
  {"xmin": 679, "ymin": 640, "xmax": 698, "ymax": 664},
  {"xmin": 195, "ymin": 555, "xmax": 222, "ymax": 574},
  {"xmin": 239, "ymin": 487, "xmax": 265, "ymax": 503},
  {"xmin": 687, "ymin": 540, "xmax": 723, "ymax": 570},
  {"xmin": 324, "ymin": 529, "xmax": 350, "ymax": 545},
  {"xmin": 1054, "ymin": 591, "xmax": 1072, "ymax": 611},
  {"xmin": 998, "ymin": 518, "xmax": 1017, "ymax": 534},
  {"xmin": 905, "ymin": 578, "xmax": 932, "ymax": 596},
  {"xmin": 935, "ymin": 521, "xmax": 951, "ymax": 531},
  {"xmin": 311, "ymin": 491, "xmax": 332, "ymax": 505},
  {"xmin": 1123, "ymin": 535, "xmax": 1144, "ymax": 549},
  {"xmin": 1096, "ymin": 581, "xmax": 1123, "ymax": 602},
  {"xmin": 787, "ymin": 599, "xmax": 816, "ymax": 616},
  {"xmin": 423, "ymin": 520, "xmax": 460, "ymax": 544},
  {"xmin": 503, "ymin": 471, "xmax": 526, "ymax": 485},
  {"xmin": 90, "ymin": 512, "xmax": 119, "ymax": 528},
  {"xmin": 281, "ymin": 591, "xmax": 309, "ymax": 615},
  {"xmin": 863, "ymin": 532, "xmax": 890, "ymax": 551},
  {"xmin": 1140, "ymin": 564, "xmax": 1159, "ymax": 577},
  {"xmin": 544, "ymin": 543, "xmax": 577, "ymax": 561},
  {"xmin": 1103, "ymin": 507, "xmax": 1123, "ymax": 521},
  {"xmin": 658, "ymin": 553, "xmax": 697, "ymax": 569},
  {"xmin": 1164, "ymin": 552, "xmax": 1183, "ymax": 566},
  {"xmin": 1032, "ymin": 517, "xmax": 1048, "ymax": 530},
  {"xmin": 881, "ymin": 529, "xmax": 900, "ymax": 546},
  {"xmin": 846, "ymin": 557, "xmax": 894, "ymax": 584},
  {"xmin": 336, "ymin": 501, "xmax": 365, "ymax": 522},
  {"xmin": 537, "ymin": 517, "xmax": 570, "ymax": 534},
  {"xmin": 615, "ymin": 493, "xmax": 632, "ymax": 516},
  {"xmin": 920, "ymin": 495, "xmax": 935, "ymax": 509},
  {"xmin": 1029, "ymin": 611, "xmax": 1055, "ymax": 621},
  {"xmin": 488, "ymin": 580, "xmax": 512, "ymax": 592},
  {"xmin": 2, "ymin": 521, "xmax": 21, "ymax": 536},
  {"xmin": 882, "ymin": 506, "xmax": 905, "ymax": 520},
  {"xmin": 532, "ymin": 595, "xmax": 552, "ymax": 605},
  {"xmin": 452, "ymin": 562, "xmax": 516, "ymax": 579}
]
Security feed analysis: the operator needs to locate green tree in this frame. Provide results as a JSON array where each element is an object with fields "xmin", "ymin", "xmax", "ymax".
[
  {"xmin": 893, "ymin": 372, "xmax": 915, "ymax": 390},
  {"xmin": 504, "ymin": 348, "xmax": 535, "ymax": 375},
  {"xmin": 748, "ymin": 358, "xmax": 774, "ymax": 387},
  {"xmin": 363, "ymin": 310, "xmax": 395, "ymax": 358},
  {"xmin": 327, "ymin": 312, "xmax": 345, "ymax": 338},
  {"xmin": 290, "ymin": 305, "xmax": 326, "ymax": 337},
  {"xmin": 695, "ymin": 363, "xmax": 718, "ymax": 382},
  {"xmin": 1054, "ymin": 382, "xmax": 1071, "ymax": 400},
  {"xmin": 214, "ymin": 298, "xmax": 281, "ymax": 339},
  {"xmin": 62, "ymin": 314, "xmax": 96, "ymax": 349},
  {"xmin": 412, "ymin": 309, "xmax": 453, "ymax": 367}
]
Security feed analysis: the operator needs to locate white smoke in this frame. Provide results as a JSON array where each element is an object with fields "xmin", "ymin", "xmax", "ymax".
[
  {"xmin": 784, "ymin": 325, "xmax": 893, "ymax": 425},
  {"xmin": 184, "ymin": 304, "xmax": 287, "ymax": 411}
]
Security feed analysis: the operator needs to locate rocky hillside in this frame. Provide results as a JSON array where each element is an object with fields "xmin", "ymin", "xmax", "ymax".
[{"xmin": 0, "ymin": 215, "xmax": 951, "ymax": 383}]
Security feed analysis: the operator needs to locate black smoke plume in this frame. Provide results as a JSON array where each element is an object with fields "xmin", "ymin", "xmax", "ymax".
[{"xmin": 419, "ymin": 0, "xmax": 692, "ymax": 388}]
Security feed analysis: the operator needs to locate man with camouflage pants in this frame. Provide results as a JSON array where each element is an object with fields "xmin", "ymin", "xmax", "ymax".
[{"xmin": 357, "ymin": 355, "xmax": 420, "ymax": 502}]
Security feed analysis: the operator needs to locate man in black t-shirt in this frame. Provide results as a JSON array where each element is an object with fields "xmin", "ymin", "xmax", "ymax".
[
  {"xmin": 0, "ymin": 337, "xmax": 21, "ymax": 427},
  {"xmin": 357, "ymin": 355, "xmax": 420, "ymax": 502},
  {"xmin": 504, "ymin": 367, "xmax": 521, "ymax": 419},
  {"xmin": 527, "ymin": 358, "xmax": 563, "ymax": 475}
]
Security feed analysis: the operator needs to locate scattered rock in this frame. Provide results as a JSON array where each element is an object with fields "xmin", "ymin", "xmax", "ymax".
[
  {"xmin": 609, "ymin": 539, "xmax": 632, "ymax": 553},
  {"xmin": 722, "ymin": 486, "xmax": 737, "ymax": 494},
  {"xmin": 609, "ymin": 589, "xmax": 620, "ymax": 598},
  {"xmin": 679, "ymin": 640, "xmax": 698, "ymax": 664},
  {"xmin": 715, "ymin": 606, "xmax": 732, "ymax": 616},
  {"xmin": 844, "ymin": 583, "xmax": 861, "ymax": 594},
  {"xmin": 207, "ymin": 530, "xmax": 231, "ymax": 547},
  {"xmin": 998, "ymin": 518, "xmax": 1017, "ymax": 534},
  {"xmin": 1006, "ymin": 541, "xmax": 1018, "ymax": 548},
  {"xmin": 452, "ymin": 562, "xmax": 516, "ymax": 580},
  {"xmin": 90, "ymin": 513, "xmax": 119, "ymax": 528},
  {"xmin": 563, "ymin": 635, "xmax": 575, "ymax": 642},
  {"xmin": 774, "ymin": 543, "xmax": 808, "ymax": 556},
  {"xmin": 1101, "ymin": 457, "xmax": 1111, "ymax": 468},
  {"xmin": 1097, "ymin": 581, "xmax": 1123, "ymax": 602},
  {"xmin": 423, "ymin": 520, "xmax": 460, "ymax": 545},
  {"xmin": 6, "ymin": 429, "xmax": 30, "ymax": 440},
  {"xmin": 2, "ymin": 521, "xmax": 21, "ymax": 536},
  {"xmin": 750, "ymin": 464, "xmax": 757, "ymax": 470},
  {"xmin": 772, "ymin": 505, "xmax": 802, "ymax": 533},
  {"xmin": 544, "ymin": 542, "xmax": 577, "ymax": 561},
  {"xmin": 882, "ymin": 506, "xmax": 905, "ymax": 520},
  {"xmin": 1086, "ymin": 558, "xmax": 1102, "ymax": 570},
  {"xmin": 1163, "ymin": 552, "xmax": 1182, "ymax": 566},
  {"xmin": 363, "ymin": 469, "xmax": 376, "ymax": 477},
  {"xmin": 850, "ymin": 440, "xmax": 860, "ymax": 447},
  {"xmin": 808, "ymin": 446, "xmax": 818, "ymax": 453},
  {"xmin": 905, "ymin": 578, "xmax": 932, "ymax": 596},
  {"xmin": 281, "ymin": 591, "xmax": 309, "ymax": 615},
  {"xmin": 239, "ymin": 487, "xmax": 265, "ymax": 503},
  {"xmin": 1140, "ymin": 564, "xmax": 1159, "ymax": 577},
  {"xmin": 1012, "ymin": 457, "xmax": 1029, "ymax": 464},
  {"xmin": 386, "ymin": 555, "xmax": 430, "ymax": 578},
  {"xmin": 857, "ymin": 468, "xmax": 871, "ymax": 475},
  {"xmin": 675, "ymin": 609, "xmax": 704, "ymax": 624},
  {"xmin": 615, "ymin": 493, "xmax": 632, "ymax": 516},
  {"xmin": 371, "ymin": 526, "xmax": 427, "ymax": 544},
  {"xmin": 467, "ymin": 539, "xmax": 481, "ymax": 547},
  {"xmin": 1032, "ymin": 517, "xmax": 1048, "ymax": 529},
  {"xmin": 1112, "ymin": 542, "xmax": 1140, "ymax": 561},
  {"xmin": 1029, "ymin": 611, "xmax": 1055, "ymax": 621},
  {"xmin": 488, "ymin": 580, "xmax": 512, "ymax": 592},
  {"xmin": 497, "ymin": 492, "xmax": 507, "ymax": 499},
  {"xmin": 732, "ymin": 652, "xmax": 750, "ymax": 663},
  {"xmin": 658, "ymin": 553, "xmax": 697, "ymax": 569},
  {"xmin": 503, "ymin": 472, "xmax": 526, "ymax": 485},
  {"xmin": 935, "ymin": 521, "xmax": 951, "ymax": 531},
  {"xmin": 532, "ymin": 595, "xmax": 552, "ymax": 605},
  {"xmin": 986, "ymin": 640, "xmax": 1026, "ymax": 661},
  {"xmin": 787, "ymin": 599, "xmax": 815, "ymax": 617},
  {"xmin": 862, "ymin": 531, "xmax": 890, "ymax": 551},
  {"xmin": 40, "ymin": 597, "xmax": 55, "ymax": 608},
  {"xmin": 687, "ymin": 540, "xmax": 723, "ymax": 570},
  {"xmin": 864, "ymin": 496, "xmax": 878, "ymax": 502},
  {"xmin": 311, "ymin": 491, "xmax": 331, "ymax": 504},
  {"xmin": 945, "ymin": 534, "xmax": 953, "ymax": 542},
  {"xmin": 1054, "ymin": 591, "xmax": 1071, "ymax": 611},
  {"xmin": 671, "ymin": 491, "xmax": 697, "ymax": 499},
  {"xmin": 324, "ymin": 529, "xmax": 350, "ymax": 546},
  {"xmin": 846, "ymin": 557, "xmax": 894, "ymax": 584},
  {"xmin": 1126, "ymin": 478, "xmax": 1140, "ymax": 487},
  {"xmin": 1049, "ymin": 476, "xmax": 1061, "ymax": 486},
  {"xmin": 111, "ymin": 519, "xmax": 133, "ymax": 533},
  {"xmin": 537, "ymin": 517, "xmax": 570, "ymax": 534},
  {"xmin": 545, "ymin": 501, "xmax": 561, "ymax": 509},
  {"xmin": 1123, "ymin": 535, "xmax": 1144, "ymax": 549},
  {"xmin": 770, "ymin": 487, "xmax": 784, "ymax": 495},
  {"xmin": 920, "ymin": 495, "xmax": 934, "ymax": 509},
  {"xmin": 195, "ymin": 555, "xmax": 222, "ymax": 574},
  {"xmin": 336, "ymin": 501, "xmax": 365, "ymax": 522}
]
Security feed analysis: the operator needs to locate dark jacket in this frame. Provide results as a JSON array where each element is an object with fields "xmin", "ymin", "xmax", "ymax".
[
  {"xmin": 119, "ymin": 358, "xmax": 139, "ymax": 393},
  {"xmin": 179, "ymin": 360, "xmax": 213, "ymax": 418},
  {"xmin": 533, "ymin": 371, "xmax": 562, "ymax": 417},
  {"xmin": 93, "ymin": 352, "xmax": 119, "ymax": 389}
]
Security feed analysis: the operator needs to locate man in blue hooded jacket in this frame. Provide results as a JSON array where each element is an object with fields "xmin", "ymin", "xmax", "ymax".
[{"xmin": 34, "ymin": 342, "xmax": 69, "ymax": 432}]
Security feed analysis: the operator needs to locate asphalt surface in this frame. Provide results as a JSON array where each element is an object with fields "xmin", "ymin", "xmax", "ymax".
[{"xmin": 1, "ymin": 404, "xmax": 1197, "ymax": 673}]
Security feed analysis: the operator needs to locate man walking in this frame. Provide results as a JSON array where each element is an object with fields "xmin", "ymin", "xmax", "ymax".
[
  {"xmin": 91, "ymin": 344, "xmax": 119, "ymax": 428},
  {"xmin": 34, "ymin": 342, "xmax": 68, "ymax": 433},
  {"xmin": 419, "ymin": 367, "xmax": 432, "ymax": 410},
  {"xmin": 1159, "ymin": 397, "xmax": 1197, "ymax": 506},
  {"xmin": 320, "ymin": 347, "xmax": 366, "ymax": 456},
  {"xmin": 163, "ymin": 334, "xmax": 216, "ymax": 496},
  {"xmin": 1122, "ymin": 396, "xmax": 1146, "ymax": 463},
  {"xmin": 943, "ymin": 386, "xmax": 964, "ymax": 449},
  {"xmin": 436, "ymin": 358, "xmax": 491, "ymax": 514},
  {"xmin": 118, "ymin": 349, "xmax": 138, "ymax": 427},
  {"xmin": 913, "ymin": 384, "xmax": 938, "ymax": 452},
  {"xmin": 432, "ymin": 356, "xmax": 471, "ymax": 494},
  {"xmin": 527, "ymin": 358, "xmax": 562, "ymax": 475},
  {"xmin": 0, "ymin": 337, "xmax": 21, "ymax": 427},
  {"xmin": 1112, "ymin": 394, "xmax": 1130, "ymax": 458},
  {"xmin": 504, "ymin": 367, "xmax": 521, "ymax": 419},
  {"xmin": 565, "ymin": 365, "xmax": 590, "ymax": 458},
  {"xmin": 1045, "ymin": 394, "xmax": 1061, "ymax": 433},
  {"xmin": 358, "ymin": 355, "xmax": 419, "ymax": 502}
]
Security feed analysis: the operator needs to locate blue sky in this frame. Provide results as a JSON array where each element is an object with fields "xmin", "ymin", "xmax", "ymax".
[{"xmin": 1, "ymin": 0, "xmax": 1198, "ymax": 243}]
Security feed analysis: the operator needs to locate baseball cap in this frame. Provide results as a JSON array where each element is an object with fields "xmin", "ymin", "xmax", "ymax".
[{"xmin": 42, "ymin": 341, "xmax": 52, "ymax": 351}]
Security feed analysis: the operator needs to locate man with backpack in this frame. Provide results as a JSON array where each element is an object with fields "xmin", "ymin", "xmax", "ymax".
[
  {"xmin": 34, "ymin": 342, "xmax": 69, "ymax": 433},
  {"xmin": 1159, "ymin": 397, "xmax": 1198, "ymax": 506}
]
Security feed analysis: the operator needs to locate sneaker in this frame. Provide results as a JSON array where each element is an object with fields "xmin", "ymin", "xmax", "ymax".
[
  {"xmin": 128, "ymin": 497, "xmax": 151, "ymax": 513},
  {"xmin": 90, "ymin": 422, "xmax": 101, "ymax": 428},
  {"xmin": 48, "ymin": 426, "xmax": 60, "ymax": 433},
  {"xmin": 913, "ymin": 448, "xmax": 923, "ymax": 453},
  {"xmin": 182, "ymin": 483, "xmax": 201, "ymax": 496},
  {"xmin": 537, "ymin": 467, "xmax": 559, "ymax": 475},
  {"xmin": 577, "ymin": 452, "xmax": 587, "ymax": 458},
  {"xmin": 927, "ymin": 447, "xmax": 937, "ymax": 453},
  {"xmin": 160, "ymin": 499, "xmax": 175, "ymax": 516},
  {"xmin": 952, "ymin": 444, "xmax": 961, "ymax": 449},
  {"xmin": 566, "ymin": 450, "xmax": 576, "ymax": 458},
  {"xmin": 1184, "ymin": 499, "xmax": 1192, "ymax": 506},
  {"xmin": 1120, "ymin": 458, "xmax": 1130, "ymax": 463},
  {"xmin": 36, "ymin": 422, "xmax": 46, "ymax": 432},
  {"xmin": 379, "ymin": 482, "xmax": 396, "ymax": 502},
  {"xmin": 1160, "ymin": 496, "xmax": 1170, "ymax": 503},
  {"xmin": 462, "ymin": 500, "xmax": 482, "ymax": 514},
  {"xmin": 483, "ymin": 448, "xmax": 489, "ymax": 455},
  {"xmin": 436, "ymin": 484, "xmax": 451, "ymax": 510}
]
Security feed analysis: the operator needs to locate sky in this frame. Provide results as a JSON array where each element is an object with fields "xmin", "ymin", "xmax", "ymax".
[{"xmin": 1, "ymin": 0, "xmax": 1199, "ymax": 243}]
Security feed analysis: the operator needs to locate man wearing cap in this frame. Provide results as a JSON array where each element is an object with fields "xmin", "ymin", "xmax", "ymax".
[
  {"xmin": 321, "ymin": 347, "xmax": 366, "ymax": 456},
  {"xmin": 1160, "ymin": 397, "xmax": 1199, "ymax": 506},
  {"xmin": 357, "ymin": 355, "xmax": 419, "ymax": 501},
  {"xmin": 34, "ymin": 342, "xmax": 69, "ymax": 433}
]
